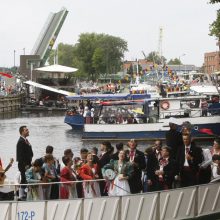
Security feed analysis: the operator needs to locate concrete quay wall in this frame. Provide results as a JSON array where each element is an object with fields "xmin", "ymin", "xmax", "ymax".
[{"xmin": 0, "ymin": 94, "xmax": 24, "ymax": 113}]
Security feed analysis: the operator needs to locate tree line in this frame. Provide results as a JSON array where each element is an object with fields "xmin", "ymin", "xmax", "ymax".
[
  {"xmin": 47, "ymin": 0, "xmax": 220, "ymax": 80},
  {"xmin": 48, "ymin": 33, "xmax": 183, "ymax": 80},
  {"xmin": 209, "ymin": 0, "xmax": 220, "ymax": 52}
]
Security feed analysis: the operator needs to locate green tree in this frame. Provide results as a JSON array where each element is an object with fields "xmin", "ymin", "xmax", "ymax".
[
  {"xmin": 74, "ymin": 33, "xmax": 98, "ymax": 79},
  {"xmin": 209, "ymin": 10, "xmax": 220, "ymax": 51},
  {"xmin": 92, "ymin": 47, "xmax": 106, "ymax": 77},
  {"xmin": 47, "ymin": 33, "xmax": 128, "ymax": 80},
  {"xmin": 167, "ymin": 58, "xmax": 181, "ymax": 65},
  {"xmin": 96, "ymin": 34, "xmax": 127, "ymax": 76},
  {"xmin": 138, "ymin": 64, "xmax": 142, "ymax": 73},
  {"xmin": 209, "ymin": 0, "xmax": 220, "ymax": 3},
  {"xmin": 127, "ymin": 63, "xmax": 133, "ymax": 75},
  {"xmin": 209, "ymin": 0, "xmax": 220, "ymax": 55},
  {"xmin": 75, "ymin": 33, "xmax": 128, "ymax": 80},
  {"xmin": 146, "ymin": 51, "xmax": 166, "ymax": 65},
  {"xmin": 48, "ymin": 43, "xmax": 75, "ymax": 66}
]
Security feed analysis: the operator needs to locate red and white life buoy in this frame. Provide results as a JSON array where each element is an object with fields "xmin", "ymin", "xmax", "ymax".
[{"xmin": 161, "ymin": 101, "xmax": 170, "ymax": 110}]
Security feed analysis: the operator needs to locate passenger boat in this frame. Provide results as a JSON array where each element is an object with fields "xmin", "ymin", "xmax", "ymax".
[
  {"xmin": 82, "ymin": 95, "xmax": 220, "ymax": 140},
  {"xmin": 64, "ymin": 93, "xmax": 150, "ymax": 129},
  {"xmin": 65, "ymin": 93, "xmax": 220, "ymax": 140}
]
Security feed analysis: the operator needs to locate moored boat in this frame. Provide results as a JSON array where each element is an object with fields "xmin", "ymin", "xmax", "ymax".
[
  {"xmin": 65, "ymin": 94, "xmax": 220, "ymax": 140},
  {"xmin": 64, "ymin": 93, "xmax": 150, "ymax": 129},
  {"xmin": 82, "ymin": 95, "xmax": 220, "ymax": 140}
]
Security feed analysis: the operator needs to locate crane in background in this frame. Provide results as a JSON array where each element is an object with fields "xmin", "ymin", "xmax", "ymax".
[
  {"xmin": 158, "ymin": 26, "xmax": 163, "ymax": 66},
  {"xmin": 141, "ymin": 51, "xmax": 147, "ymax": 60}
]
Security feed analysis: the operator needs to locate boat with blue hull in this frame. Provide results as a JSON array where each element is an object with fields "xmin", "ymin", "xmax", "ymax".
[
  {"xmin": 64, "ymin": 113, "xmax": 84, "ymax": 129},
  {"xmin": 64, "ymin": 93, "xmax": 151, "ymax": 129},
  {"xmin": 65, "ymin": 93, "xmax": 220, "ymax": 141}
]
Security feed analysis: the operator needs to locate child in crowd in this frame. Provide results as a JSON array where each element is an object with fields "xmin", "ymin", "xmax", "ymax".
[
  {"xmin": 25, "ymin": 159, "xmax": 43, "ymax": 200},
  {"xmin": 42, "ymin": 154, "xmax": 59, "ymax": 200}
]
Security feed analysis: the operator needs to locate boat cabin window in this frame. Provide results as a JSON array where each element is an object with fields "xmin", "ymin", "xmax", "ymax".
[
  {"xmin": 97, "ymin": 103, "xmax": 147, "ymax": 124},
  {"xmin": 180, "ymin": 99, "xmax": 200, "ymax": 109}
]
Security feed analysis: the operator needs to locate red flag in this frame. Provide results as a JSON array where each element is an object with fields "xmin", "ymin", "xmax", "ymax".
[
  {"xmin": 199, "ymin": 128, "xmax": 214, "ymax": 135},
  {"xmin": 0, "ymin": 72, "xmax": 13, "ymax": 78}
]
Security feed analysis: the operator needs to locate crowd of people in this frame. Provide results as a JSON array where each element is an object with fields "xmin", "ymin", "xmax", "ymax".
[
  {"xmin": 0, "ymin": 121, "xmax": 220, "ymax": 201},
  {"xmin": 0, "ymin": 77, "xmax": 23, "ymax": 96}
]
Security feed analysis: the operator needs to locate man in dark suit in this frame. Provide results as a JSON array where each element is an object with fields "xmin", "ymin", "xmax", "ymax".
[
  {"xmin": 99, "ymin": 141, "xmax": 112, "ymax": 196},
  {"xmin": 111, "ymin": 142, "xmax": 124, "ymax": 161},
  {"xmin": 127, "ymin": 139, "xmax": 146, "ymax": 194},
  {"xmin": 155, "ymin": 146, "xmax": 177, "ymax": 190},
  {"xmin": 16, "ymin": 126, "xmax": 33, "ymax": 198},
  {"xmin": 165, "ymin": 118, "xmax": 183, "ymax": 160},
  {"xmin": 177, "ymin": 134, "xmax": 203, "ymax": 187}
]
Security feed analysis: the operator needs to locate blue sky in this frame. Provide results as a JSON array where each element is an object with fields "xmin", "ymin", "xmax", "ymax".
[{"xmin": 0, "ymin": 0, "xmax": 219, "ymax": 67}]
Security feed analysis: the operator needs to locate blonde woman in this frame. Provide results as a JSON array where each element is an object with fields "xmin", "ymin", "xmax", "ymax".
[{"xmin": 79, "ymin": 153, "xmax": 100, "ymax": 198}]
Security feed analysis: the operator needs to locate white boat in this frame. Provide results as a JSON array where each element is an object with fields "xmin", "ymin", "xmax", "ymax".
[{"xmin": 82, "ymin": 95, "xmax": 220, "ymax": 140}]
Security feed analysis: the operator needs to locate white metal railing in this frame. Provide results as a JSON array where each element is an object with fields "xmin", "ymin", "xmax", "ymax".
[{"xmin": 1, "ymin": 181, "xmax": 220, "ymax": 220}]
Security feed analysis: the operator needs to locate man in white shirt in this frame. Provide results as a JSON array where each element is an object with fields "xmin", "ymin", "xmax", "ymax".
[{"xmin": 177, "ymin": 134, "xmax": 203, "ymax": 187}]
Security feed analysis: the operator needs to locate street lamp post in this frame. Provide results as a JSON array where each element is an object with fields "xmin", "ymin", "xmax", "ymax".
[
  {"xmin": 179, "ymin": 53, "xmax": 186, "ymax": 73},
  {"xmin": 30, "ymin": 62, "xmax": 33, "ymax": 81}
]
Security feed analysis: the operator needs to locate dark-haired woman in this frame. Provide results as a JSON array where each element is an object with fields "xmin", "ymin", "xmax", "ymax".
[{"xmin": 60, "ymin": 156, "xmax": 77, "ymax": 199}]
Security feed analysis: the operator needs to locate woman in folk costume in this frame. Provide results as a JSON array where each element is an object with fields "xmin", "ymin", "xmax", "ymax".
[
  {"xmin": 102, "ymin": 150, "xmax": 133, "ymax": 196},
  {"xmin": 60, "ymin": 156, "xmax": 77, "ymax": 199},
  {"xmin": 210, "ymin": 139, "xmax": 220, "ymax": 180},
  {"xmin": 78, "ymin": 152, "xmax": 100, "ymax": 198}
]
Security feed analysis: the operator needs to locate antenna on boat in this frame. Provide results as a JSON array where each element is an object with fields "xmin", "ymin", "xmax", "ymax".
[
  {"xmin": 158, "ymin": 27, "xmax": 164, "ymax": 81},
  {"xmin": 158, "ymin": 27, "xmax": 163, "ymax": 61}
]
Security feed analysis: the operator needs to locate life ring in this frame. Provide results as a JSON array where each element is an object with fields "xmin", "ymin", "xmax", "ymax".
[{"xmin": 161, "ymin": 101, "xmax": 170, "ymax": 110}]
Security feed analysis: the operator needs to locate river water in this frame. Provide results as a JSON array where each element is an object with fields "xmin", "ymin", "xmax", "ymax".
[
  {"xmin": 0, "ymin": 111, "xmax": 212, "ymax": 180},
  {"xmin": 0, "ymin": 112, "xmax": 86, "ymax": 179},
  {"xmin": 0, "ymin": 111, "xmax": 149, "ymax": 180}
]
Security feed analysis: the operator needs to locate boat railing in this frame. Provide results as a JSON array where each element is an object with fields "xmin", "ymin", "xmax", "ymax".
[
  {"xmin": 85, "ymin": 115, "xmax": 149, "ymax": 125},
  {"xmin": 160, "ymin": 107, "xmax": 220, "ymax": 119},
  {"xmin": 84, "ymin": 107, "xmax": 220, "ymax": 125},
  {"xmin": 160, "ymin": 108, "xmax": 202, "ymax": 119}
]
